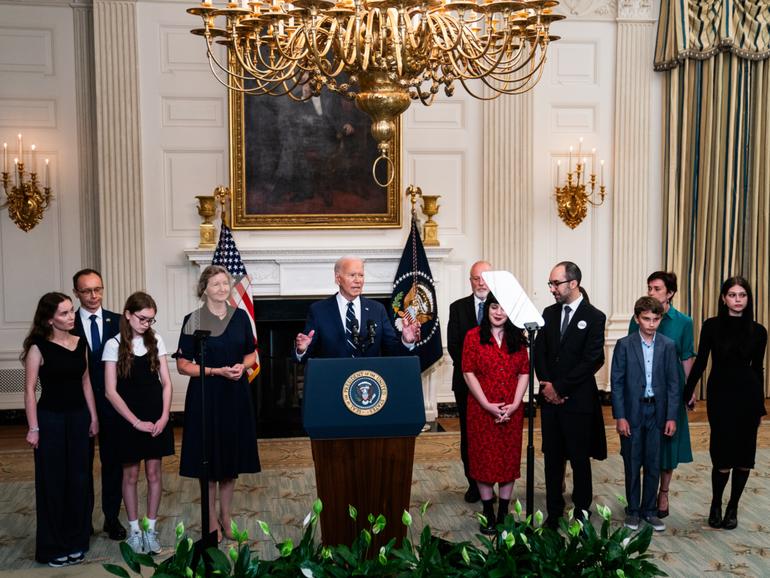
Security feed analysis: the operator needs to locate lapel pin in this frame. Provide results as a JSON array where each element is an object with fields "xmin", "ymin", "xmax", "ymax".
[{"xmin": 577, "ymin": 320, "xmax": 587, "ymax": 329}]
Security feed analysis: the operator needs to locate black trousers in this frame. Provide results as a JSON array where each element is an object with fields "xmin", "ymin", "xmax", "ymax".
[
  {"xmin": 90, "ymin": 393, "xmax": 124, "ymax": 521},
  {"xmin": 35, "ymin": 408, "xmax": 91, "ymax": 563},
  {"xmin": 541, "ymin": 405, "xmax": 593, "ymax": 521},
  {"xmin": 453, "ymin": 389, "xmax": 471, "ymax": 482}
]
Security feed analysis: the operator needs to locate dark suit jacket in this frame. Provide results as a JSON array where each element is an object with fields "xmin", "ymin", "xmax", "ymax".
[
  {"xmin": 447, "ymin": 294, "xmax": 478, "ymax": 394},
  {"xmin": 611, "ymin": 331, "xmax": 680, "ymax": 428},
  {"xmin": 73, "ymin": 308, "xmax": 121, "ymax": 394},
  {"xmin": 300, "ymin": 295, "xmax": 406, "ymax": 360},
  {"xmin": 534, "ymin": 300, "xmax": 607, "ymax": 414}
]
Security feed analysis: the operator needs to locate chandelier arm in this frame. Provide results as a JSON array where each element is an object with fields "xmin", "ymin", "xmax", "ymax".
[
  {"xmin": 206, "ymin": 51, "xmax": 269, "ymax": 94},
  {"xmin": 361, "ymin": 8, "xmax": 376, "ymax": 71},
  {"xmin": 388, "ymin": 8, "xmax": 404, "ymax": 76}
]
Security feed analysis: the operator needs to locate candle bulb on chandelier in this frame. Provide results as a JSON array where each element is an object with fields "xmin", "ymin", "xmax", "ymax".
[
  {"xmin": 600, "ymin": 160, "xmax": 605, "ymax": 186},
  {"xmin": 591, "ymin": 148, "xmax": 596, "ymax": 176},
  {"xmin": 3, "ymin": 142, "xmax": 7, "ymax": 173},
  {"xmin": 45, "ymin": 159, "xmax": 50, "ymax": 188},
  {"xmin": 17, "ymin": 134, "xmax": 22, "ymax": 161},
  {"xmin": 556, "ymin": 160, "xmax": 561, "ymax": 186},
  {"xmin": 14, "ymin": 159, "xmax": 19, "ymax": 186},
  {"xmin": 578, "ymin": 137, "xmax": 583, "ymax": 158},
  {"xmin": 568, "ymin": 146, "xmax": 573, "ymax": 173},
  {"xmin": 31, "ymin": 144, "xmax": 37, "ymax": 174}
]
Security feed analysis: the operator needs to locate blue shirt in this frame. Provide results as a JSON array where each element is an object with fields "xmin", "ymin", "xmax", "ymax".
[{"xmin": 640, "ymin": 331, "xmax": 656, "ymax": 398}]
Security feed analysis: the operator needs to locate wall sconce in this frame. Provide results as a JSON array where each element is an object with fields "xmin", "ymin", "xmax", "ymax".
[
  {"xmin": 554, "ymin": 138, "xmax": 607, "ymax": 229},
  {"xmin": 2, "ymin": 134, "xmax": 53, "ymax": 232}
]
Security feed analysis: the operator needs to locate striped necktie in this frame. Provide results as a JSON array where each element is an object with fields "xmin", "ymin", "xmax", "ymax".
[{"xmin": 345, "ymin": 301, "xmax": 358, "ymax": 357}]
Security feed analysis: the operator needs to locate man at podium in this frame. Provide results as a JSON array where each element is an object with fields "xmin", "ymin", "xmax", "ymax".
[{"xmin": 295, "ymin": 256, "xmax": 420, "ymax": 359}]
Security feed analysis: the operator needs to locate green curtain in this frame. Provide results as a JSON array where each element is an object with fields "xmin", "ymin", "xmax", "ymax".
[{"xmin": 655, "ymin": 0, "xmax": 770, "ymax": 397}]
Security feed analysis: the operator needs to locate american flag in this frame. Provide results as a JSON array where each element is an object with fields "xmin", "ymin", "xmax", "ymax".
[{"xmin": 211, "ymin": 223, "xmax": 260, "ymax": 380}]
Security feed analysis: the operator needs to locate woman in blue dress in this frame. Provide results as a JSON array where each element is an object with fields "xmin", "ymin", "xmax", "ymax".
[
  {"xmin": 628, "ymin": 271, "xmax": 694, "ymax": 518},
  {"xmin": 176, "ymin": 265, "xmax": 260, "ymax": 542}
]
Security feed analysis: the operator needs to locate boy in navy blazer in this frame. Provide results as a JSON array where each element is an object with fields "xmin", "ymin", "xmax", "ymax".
[{"xmin": 611, "ymin": 296, "xmax": 680, "ymax": 533}]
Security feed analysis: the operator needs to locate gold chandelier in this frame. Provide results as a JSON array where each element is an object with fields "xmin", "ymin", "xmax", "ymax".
[
  {"xmin": 188, "ymin": 0, "xmax": 564, "ymax": 185},
  {"xmin": 2, "ymin": 135, "xmax": 53, "ymax": 232}
]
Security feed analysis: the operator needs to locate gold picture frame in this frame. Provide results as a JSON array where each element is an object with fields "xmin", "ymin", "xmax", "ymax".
[{"xmin": 228, "ymin": 83, "xmax": 401, "ymax": 230}]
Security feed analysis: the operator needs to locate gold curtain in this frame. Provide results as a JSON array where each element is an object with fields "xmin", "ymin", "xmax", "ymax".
[{"xmin": 656, "ymin": 0, "xmax": 770, "ymax": 397}]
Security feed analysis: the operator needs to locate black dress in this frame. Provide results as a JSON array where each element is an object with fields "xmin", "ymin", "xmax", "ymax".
[
  {"xmin": 32, "ymin": 337, "xmax": 91, "ymax": 564},
  {"xmin": 685, "ymin": 316, "xmax": 768, "ymax": 469},
  {"xmin": 108, "ymin": 337, "xmax": 175, "ymax": 463},
  {"xmin": 178, "ymin": 306, "xmax": 260, "ymax": 480}
]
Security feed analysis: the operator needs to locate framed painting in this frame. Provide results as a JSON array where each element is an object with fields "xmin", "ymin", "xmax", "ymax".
[{"xmin": 228, "ymin": 82, "xmax": 401, "ymax": 229}]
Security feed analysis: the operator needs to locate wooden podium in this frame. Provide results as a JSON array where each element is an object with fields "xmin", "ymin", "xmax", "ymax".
[{"xmin": 303, "ymin": 356, "xmax": 425, "ymax": 548}]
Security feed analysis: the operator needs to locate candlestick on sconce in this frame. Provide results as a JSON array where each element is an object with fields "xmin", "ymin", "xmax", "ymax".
[
  {"xmin": 2, "ymin": 133, "xmax": 53, "ymax": 232},
  {"xmin": 553, "ymin": 140, "xmax": 608, "ymax": 229}
]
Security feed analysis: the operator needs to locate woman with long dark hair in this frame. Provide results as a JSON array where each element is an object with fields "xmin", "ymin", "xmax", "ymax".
[
  {"xmin": 22, "ymin": 292, "xmax": 99, "ymax": 567},
  {"xmin": 462, "ymin": 293, "xmax": 529, "ymax": 534},
  {"xmin": 104, "ymin": 292, "xmax": 174, "ymax": 554},
  {"xmin": 685, "ymin": 276, "xmax": 767, "ymax": 530}
]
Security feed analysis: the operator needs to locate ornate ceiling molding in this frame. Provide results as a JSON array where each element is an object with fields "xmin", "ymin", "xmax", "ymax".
[
  {"xmin": 617, "ymin": 0, "xmax": 655, "ymax": 21},
  {"xmin": 555, "ymin": 0, "xmax": 617, "ymax": 21}
]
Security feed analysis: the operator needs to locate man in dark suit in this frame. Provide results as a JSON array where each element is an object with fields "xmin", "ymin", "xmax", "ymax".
[
  {"xmin": 446, "ymin": 260, "xmax": 491, "ymax": 503},
  {"xmin": 72, "ymin": 269, "xmax": 126, "ymax": 540},
  {"xmin": 295, "ymin": 256, "xmax": 420, "ymax": 359},
  {"xmin": 534, "ymin": 261, "xmax": 606, "ymax": 528}
]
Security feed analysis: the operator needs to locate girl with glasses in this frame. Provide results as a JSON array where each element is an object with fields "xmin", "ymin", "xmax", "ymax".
[{"xmin": 103, "ymin": 292, "xmax": 174, "ymax": 554}]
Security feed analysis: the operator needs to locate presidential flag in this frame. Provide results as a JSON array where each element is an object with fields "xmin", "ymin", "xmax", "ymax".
[
  {"xmin": 211, "ymin": 223, "xmax": 260, "ymax": 380},
  {"xmin": 390, "ymin": 216, "xmax": 442, "ymax": 372}
]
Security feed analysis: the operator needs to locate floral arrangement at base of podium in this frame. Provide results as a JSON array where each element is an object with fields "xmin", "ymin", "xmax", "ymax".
[{"xmin": 103, "ymin": 499, "xmax": 664, "ymax": 578}]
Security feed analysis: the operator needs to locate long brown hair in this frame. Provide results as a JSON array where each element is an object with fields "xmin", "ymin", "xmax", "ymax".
[
  {"xmin": 117, "ymin": 292, "xmax": 159, "ymax": 378},
  {"xmin": 21, "ymin": 293, "xmax": 72, "ymax": 362}
]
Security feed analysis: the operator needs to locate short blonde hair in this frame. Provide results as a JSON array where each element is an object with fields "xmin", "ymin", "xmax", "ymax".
[{"xmin": 196, "ymin": 265, "xmax": 232, "ymax": 298}]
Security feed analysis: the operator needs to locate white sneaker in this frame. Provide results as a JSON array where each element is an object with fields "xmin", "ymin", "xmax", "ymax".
[
  {"xmin": 126, "ymin": 531, "xmax": 145, "ymax": 554},
  {"xmin": 144, "ymin": 529, "xmax": 161, "ymax": 555}
]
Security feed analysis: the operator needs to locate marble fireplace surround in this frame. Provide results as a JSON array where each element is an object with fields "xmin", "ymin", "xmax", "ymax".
[{"xmin": 184, "ymin": 246, "xmax": 453, "ymax": 422}]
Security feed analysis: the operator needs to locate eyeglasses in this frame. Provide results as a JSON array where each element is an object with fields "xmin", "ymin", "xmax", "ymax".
[
  {"xmin": 76, "ymin": 287, "xmax": 104, "ymax": 296},
  {"xmin": 132, "ymin": 313, "xmax": 157, "ymax": 326},
  {"xmin": 547, "ymin": 279, "xmax": 571, "ymax": 289}
]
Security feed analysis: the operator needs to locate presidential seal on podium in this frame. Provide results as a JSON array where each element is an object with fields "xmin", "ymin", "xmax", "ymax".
[{"xmin": 342, "ymin": 370, "xmax": 388, "ymax": 416}]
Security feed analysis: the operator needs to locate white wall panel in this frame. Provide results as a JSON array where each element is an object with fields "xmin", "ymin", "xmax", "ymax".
[
  {"xmin": 0, "ymin": 27, "xmax": 54, "ymax": 75},
  {"xmin": 162, "ymin": 96, "xmax": 224, "ymax": 128},
  {"xmin": 0, "ymin": 99, "xmax": 57, "ymax": 128}
]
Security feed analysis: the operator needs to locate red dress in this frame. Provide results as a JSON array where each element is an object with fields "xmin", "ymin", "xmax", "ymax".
[{"xmin": 462, "ymin": 327, "xmax": 529, "ymax": 484}]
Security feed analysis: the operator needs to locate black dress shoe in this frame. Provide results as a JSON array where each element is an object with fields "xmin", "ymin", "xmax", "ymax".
[
  {"xmin": 721, "ymin": 506, "xmax": 738, "ymax": 530},
  {"xmin": 103, "ymin": 518, "xmax": 127, "ymax": 541},
  {"xmin": 464, "ymin": 486, "xmax": 481, "ymax": 503},
  {"xmin": 707, "ymin": 505, "xmax": 722, "ymax": 528}
]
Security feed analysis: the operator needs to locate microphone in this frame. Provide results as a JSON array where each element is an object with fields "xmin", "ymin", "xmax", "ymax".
[
  {"xmin": 366, "ymin": 320, "xmax": 376, "ymax": 346},
  {"xmin": 351, "ymin": 318, "xmax": 360, "ymax": 347}
]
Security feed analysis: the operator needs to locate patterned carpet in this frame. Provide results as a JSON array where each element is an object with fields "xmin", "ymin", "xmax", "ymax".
[{"xmin": 0, "ymin": 424, "xmax": 768, "ymax": 577}]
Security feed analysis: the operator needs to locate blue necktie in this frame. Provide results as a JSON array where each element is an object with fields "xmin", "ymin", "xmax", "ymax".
[
  {"xmin": 345, "ymin": 301, "xmax": 358, "ymax": 357},
  {"xmin": 89, "ymin": 314, "xmax": 101, "ymax": 352},
  {"xmin": 560, "ymin": 305, "xmax": 571, "ymax": 337},
  {"xmin": 477, "ymin": 301, "xmax": 484, "ymax": 325}
]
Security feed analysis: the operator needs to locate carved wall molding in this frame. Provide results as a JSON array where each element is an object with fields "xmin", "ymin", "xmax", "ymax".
[
  {"xmin": 617, "ymin": 0, "xmax": 655, "ymax": 21},
  {"xmin": 555, "ymin": 0, "xmax": 617, "ymax": 21}
]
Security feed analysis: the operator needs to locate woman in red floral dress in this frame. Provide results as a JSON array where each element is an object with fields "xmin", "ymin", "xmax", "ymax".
[{"xmin": 462, "ymin": 293, "xmax": 529, "ymax": 535}]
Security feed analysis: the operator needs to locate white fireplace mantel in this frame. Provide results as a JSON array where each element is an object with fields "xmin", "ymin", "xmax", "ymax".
[
  {"xmin": 182, "ymin": 245, "xmax": 454, "ymax": 422},
  {"xmin": 184, "ymin": 246, "xmax": 454, "ymax": 298}
]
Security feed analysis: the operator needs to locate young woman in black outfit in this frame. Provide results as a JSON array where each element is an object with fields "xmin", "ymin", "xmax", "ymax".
[
  {"xmin": 685, "ymin": 276, "xmax": 767, "ymax": 530},
  {"xmin": 22, "ymin": 293, "xmax": 99, "ymax": 567}
]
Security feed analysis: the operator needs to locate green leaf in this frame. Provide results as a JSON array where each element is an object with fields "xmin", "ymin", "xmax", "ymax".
[
  {"xmin": 119, "ymin": 541, "xmax": 140, "ymax": 573},
  {"xmin": 368, "ymin": 512, "xmax": 375, "ymax": 524},
  {"xmin": 475, "ymin": 512, "xmax": 488, "ymax": 527},
  {"xmin": 419, "ymin": 500, "xmax": 431, "ymax": 517},
  {"xmin": 461, "ymin": 546, "xmax": 470, "ymax": 565},
  {"xmin": 257, "ymin": 519, "xmax": 271, "ymax": 536},
  {"xmin": 597, "ymin": 503, "xmax": 612, "ymax": 521},
  {"xmin": 534, "ymin": 510, "xmax": 544, "ymax": 527},
  {"xmin": 378, "ymin": 546, "xmax": 388, "ymax": 565},
  {"xmin": 348, "ymin": 504, "xmax": 358, "ymax": 520},
  {"xmin": 102, "ymin": 564, "xmax": 131, "ymax": 578},
  {"xmin": 300, "ymin": 567, "xmax": 314, "ymax": 578},
  {"xmin": 616, "ymin": 571, "xmax": 626, "ymax": 578},
  {"xmin": 361, "ymin": 528, "xmax": 372, "ymax": 547},
  {"xmin": 313, "ymin": 498, "xmax": 323, "ymax": 515},
  {"xmin": 616, "ymin": 494, "xmax": 628, "ymax": 507},
  {"xmin": 279, "ymin": 539, "xmax": 294, "ymax": 557},
  {"xmin": 228, "ymin": 545, "xmax": 238, "ymax": 563},
  {"xmin": 373, "ymin": 514, "xmax": 386, "ymax": 534},
  {"xmin": 402, "ymin": 510, "xmax": 413, "ymax": 526},
  {"xmin": 321, "ymin": 546, "xmax": 333, "ymax": 560},
  {"xmin": 504, "ymin": 530, "xmax": 515, "ymax": 549},
  {"xmin": 514, "ymin": 500, "xmax": 523, "ymax": 516},
  {"xmin": 140, "ymin": 517, "xmax": 150, "ymax": 533},
  {"xmin": 175, "ymin": 521, "xmax": 185, "ymax": 540}
]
